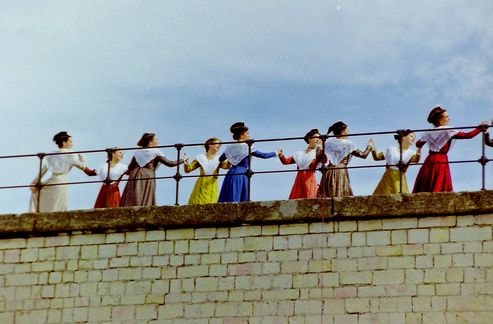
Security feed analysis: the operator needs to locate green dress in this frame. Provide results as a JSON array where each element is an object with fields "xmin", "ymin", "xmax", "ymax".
[{"xmin": 185, "ymin": 154, "xmax": 229, "ymax": 204}]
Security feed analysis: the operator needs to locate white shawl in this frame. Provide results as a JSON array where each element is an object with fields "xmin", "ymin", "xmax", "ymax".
[
  {"xmin": 223, "ymin": 143, "xmax": 255, "ymax": 165},
  {"xmin": 195, "ymin": 153, "xmax": 221, "ymax": 175},
  {"xmin": 385, "ymin": 146, "xmax": 417, "ymax": 170},
  {"xmin": 325, "ymin": 138, "xmax": 355, "ymax": 165},
  {"xmin": 292, "ymin": 149, "xmax": 317, "ymax": 170},
  {"xmin": 134, "ymin": 148, "xmax": 164, "ymax": 168},
  {"xmin": 420, "ymin": 126, "xmax": 458, "ymax": 152}
]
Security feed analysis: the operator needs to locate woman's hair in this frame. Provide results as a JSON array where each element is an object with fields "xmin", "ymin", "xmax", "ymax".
[
  {"xmin": 204, "ymin": 137, "xmax": 221, "ymax": 152},
  {"xmin": 304, "ymin": 128, "xmax": 320, "ymax": 144},
  {"xmin": 427, "ymin": 106, "xmax": 446, "ymax": 126},
  {"xmin": 327, "ymin": 121, "xmax": 347, "ymax": 136},
  {"xmin": 394, "ymin": 129, "xmax": 413, "ymax": 141},
  {"xmin": 137, "ymin": 133, "xmax": 155, "ymax": 147},
  {"xmin": 53, "ymin": 131, "xmax": 71, "ymax": 148},
  {"xmin": 230, "ymin": 122, "xmax": 249, "ymax": 140},
  {"xmin": 107, "ymin": 147, "xmax": 121, "ymax": 162}
]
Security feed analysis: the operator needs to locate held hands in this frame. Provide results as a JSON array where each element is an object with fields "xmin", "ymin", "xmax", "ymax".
[
  {"xmin": 183, "ymin": 153, "xmax": 189, "ymax": 164},
  {"xmin": 368, "ymin": 138, "xmax": 376, "ymax": 151},
  {"xmin": 83, "ymin": 167, "xmax": 97, "ymax": 176},
  {"xmin": 277, "ymin": 149, "xmax": 283, "ymax": 157}
]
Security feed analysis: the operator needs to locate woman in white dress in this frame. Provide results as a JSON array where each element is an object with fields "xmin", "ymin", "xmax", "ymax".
[{"xmin": 29, "ymin": 131, "xmax": 97, "ymax": 213}]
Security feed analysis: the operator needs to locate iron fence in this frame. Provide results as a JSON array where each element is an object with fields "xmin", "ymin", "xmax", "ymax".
[{"xmin": 0, "ymin": 124, "xmax": 491, "ymax": 213}]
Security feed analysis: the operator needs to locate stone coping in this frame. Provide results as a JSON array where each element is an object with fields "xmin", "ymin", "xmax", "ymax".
[{"xmin": 1, "ymin": 191, "xmax": 492, "ymax": 237}]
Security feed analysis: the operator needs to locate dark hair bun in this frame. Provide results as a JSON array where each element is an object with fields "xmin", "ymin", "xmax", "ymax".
[
  {"xmin": 230, "ymin": 121, "xmax": 249, "ymax": 140},
  {"xmin": 427, "ymin": 106, "xmax": 446, "ymax": 126}
]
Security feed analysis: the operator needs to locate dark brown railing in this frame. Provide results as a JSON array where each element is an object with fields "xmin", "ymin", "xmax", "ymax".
[{"xmin": 0, "ymin": 124, "xmax": 491, "ymax": 213}]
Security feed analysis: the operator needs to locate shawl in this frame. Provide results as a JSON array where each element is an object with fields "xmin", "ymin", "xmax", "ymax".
[
  {"xmin": 385, "ymin": 146, "xmax": 417, "ymax": 170},
  {"xmin": 45, "ymin": 149, "xmax": 85, "ymax": 174},
  {"xmin": 223, "ymin": 143, "xmax": 255, "ymax": 165},
  {"xmin": 292, "ymin": 149, "xmax": 317, "ymax": 170},
  {"xmin": 98, "ymin": 162, "xmax": 128, "ymax": 181},
  {"xmin": 420, "ymin": 126, "xmax": 458, "ymax": 152},
  {"xmin": 134, "ymin": 148, "xmax": 164, "ymax": 168},
  {"xmin": 195, "ymin": 153, "xmax": 221, "ymax": 175},
  {"xmin": 325, "ymin": 138, "xmax": 355, "ymax": 165}
]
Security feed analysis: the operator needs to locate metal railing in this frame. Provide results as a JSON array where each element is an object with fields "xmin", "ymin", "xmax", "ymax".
[{"xmin": 0, "ymin": 124, "xmax": 491, "ymax": 213}]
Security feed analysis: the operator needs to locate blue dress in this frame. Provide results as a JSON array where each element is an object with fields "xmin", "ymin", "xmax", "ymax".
[{"xmin": 218, "ymin": 150, "xmax": 276, "ymax": 202}]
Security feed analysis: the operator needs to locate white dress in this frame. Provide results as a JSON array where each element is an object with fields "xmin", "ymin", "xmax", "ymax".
[{"xmin": 29, "ymin": 149, "xmax": 88, "ymax": 212}]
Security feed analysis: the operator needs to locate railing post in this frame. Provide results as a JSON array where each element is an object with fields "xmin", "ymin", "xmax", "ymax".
[
  {"xmin": 104, "ymin": 148, "xmax": 113, "ymax": 206},
  {"xmin": 480, "ymin": 126, "xmax": 488, "ymax": 190},
  {"xmin": 174, "ymin": 143, "xmax": 183, "ymax": 206},
  {"xmin": 35, "ymin": 153, "xmax": 46, "ymax": 213},
  {"xmin": 396, "ymin": 130, "xmax": 404, "ymax": 194},
  {"xmin": 246, "ymin": 139, "xmax": 255, "ymax": 202}
]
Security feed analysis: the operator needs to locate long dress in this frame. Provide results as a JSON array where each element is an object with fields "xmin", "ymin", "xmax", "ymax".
[
  {"xmin": 120, "ymin": 148, "xmax": 182, "ymax": 207},
  {"xmin": 412, "ymin": 127, "xmax": 482, "ymax": 193},
  {"xmin": 94, "ymin": 162, "xmax": 128, "ymax": 208},
  {"xmin": 29, "ymin": 149, "xmax": 89, "ymax": 212},
  {"xmin": 317, "ymin": 138, "xmax": 371, "ymax": 198},
  {"xmin": 279, "ymin": 147, "xmax": 324, "ymax": 199},
  {"xmin": 372, "ymin": 146, "xmax": 420, "ymax": 194},
  {"xmin": 185, "ymin": 153, "xmax": 229, "ymax": 204},
  {"xmin": 218, "ymin": 143, "xmax": 276, "ymax": 203}
]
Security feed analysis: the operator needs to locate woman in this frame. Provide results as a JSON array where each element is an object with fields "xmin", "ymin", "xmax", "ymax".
[
  {"xmin": 317, "ymin": 121, "xmax": 372, "ymax": 198},
  {"xmin": 29, "ymin": 131, "xmax": 97, "ymax": 212},
  {"xmin": 94, "ymin": 148, "xmax": 127, "ymax": 208},
  {"xmin": 218, "ymin": 122, "xmax": 278, "ymax": 203},
  {"xmin": 413, "ymin": 106, "xmax": 487, "ymax": 192},
  {"xmin": 184, "ymin": 137, "xmax": 230, "ymax": 204},
  {"xmin": 485, "ymin": 122, "xmax": 493, "ymax": 147},
  {"xmin": 120, "ymin": 133, "xmax": 186, "ymax": 207},
  {"xmin": 372, "ymin": 129, "xmax": 421, "ymax": 194},
  {"xmin": 278, "ymin": 128, "xmax": 324, "ymax": 199}
]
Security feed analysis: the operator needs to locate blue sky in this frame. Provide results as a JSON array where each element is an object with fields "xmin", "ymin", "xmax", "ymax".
[{"xmin": 1, "ymin": 1, "xmax": 492, "ymax": 214}]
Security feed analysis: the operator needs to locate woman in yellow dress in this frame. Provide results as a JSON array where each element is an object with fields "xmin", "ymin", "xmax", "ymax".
[
  {"xmin": 372, "ymin": 129, "xmax": 421, "ymax": 194},
  {"xmin": 185, "ymin": 138, "xmax": 230, "ymax": 204}
]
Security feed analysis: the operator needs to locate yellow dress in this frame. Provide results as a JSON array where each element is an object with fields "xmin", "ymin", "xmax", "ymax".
[
  {"xmin": 373, "ymin": 146, "xmax": 420, "ymax": 195},
  {"xmin": 185, "ymin": 154, "xmax": 229, "ymax": 204}
]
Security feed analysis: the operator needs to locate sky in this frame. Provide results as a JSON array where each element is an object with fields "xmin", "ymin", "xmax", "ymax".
[{"xmin": 1, "ymin": 1, "xmax": 492, "ymax": 214}]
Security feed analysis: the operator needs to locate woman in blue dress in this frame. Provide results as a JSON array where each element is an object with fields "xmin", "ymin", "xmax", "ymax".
[{"xmin": 218, "ymin": 122, "xmax": 278, "ymax": 203}]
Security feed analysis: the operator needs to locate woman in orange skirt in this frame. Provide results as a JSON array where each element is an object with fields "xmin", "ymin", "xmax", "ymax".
[{"xmin": 94, "ymin": 149, "xmax": 127, "ymax": 208}]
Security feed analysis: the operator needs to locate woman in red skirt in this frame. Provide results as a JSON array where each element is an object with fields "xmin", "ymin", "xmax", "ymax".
[
  {"xmin": 278, "ymin": 128, "xmax": 325, "ymax": 199},
  {"xmin": 412, "ymin": 106, "xmax": 487, "ymax": 193},
  {"xmin": 94, "ymin": 149, "xmax": 127, "ymax": 208}
]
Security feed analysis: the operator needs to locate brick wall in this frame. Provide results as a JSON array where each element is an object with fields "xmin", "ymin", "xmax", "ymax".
[{"xmin": 0, "ymin": 192, "xmax": 492, "ymax": 323}]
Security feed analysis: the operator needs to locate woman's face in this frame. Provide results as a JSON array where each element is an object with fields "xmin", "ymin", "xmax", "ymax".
[
  {"xmin": 404, "ymin": 133, "xmax": 415, "ymax": 145},
  {"xmin": 341, "ymin": 127, "xmax": 349, "ymax": 136},
  {"xmin": 308, "ymin": 133, "xmax": 321, "ymax": 147},
  {"xmin": 438, "ymin": 111, "xmax": 449, "ymax": 126},
  {"xmin": 113, "ymin": 150, "xmax": 123, "ymax": 162},
  {"xmin": 62, "ymin": 137, "xmax": 73, "ymax": 149},
  {"xmin": 149, "ymin": 136, "xmax": 159, "ymax": 147},
  {"xmin": 209, "ymin": 141, "xmax": 221, "ymax": 153},
  {"xmin": 240, "ymin": 130, "xmax": 250, "ymax": 141}
]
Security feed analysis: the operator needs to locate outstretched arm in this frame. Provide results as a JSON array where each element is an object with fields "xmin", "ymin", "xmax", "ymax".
[
  {"xmin": 157, "ymin": 155, "xmax": 183, "ymax": 167},
  {"xmin": 252, "ymin": 150, "xmax": 277, "ymax": 159}
]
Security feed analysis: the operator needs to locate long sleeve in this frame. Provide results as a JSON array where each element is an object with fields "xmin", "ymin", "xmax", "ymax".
[
  {"xmin": 279, "ymin": 154, "xmax": 295, "ymax": 165},
  {"xmin": 184, "ymin": 160, "xmax": 200, "ymax": 173},
  {"xmin": 31, "ymin": 165, "xmax": 48, "ymax": 184},
  {"xmin": 452, "ymin": 127, "xmax": 482, "ymax": 140},
  {"xmin": 127, "ymin": 157, "xmax": 138, "ymax": 172},
  {"xmin": 371, "ymin": 150, "xmax": 385, "ymax": 161},
  {"xmin": 352, "ymin": 145, "xmax": 372, "ymax": 159},
  {"xmin": 415, "ymin": 140, "xmax": 426, "ymax": 149},
  {"xmin": 252, "ymin": 150, "xmax": 276, "ymax": 159},
  {"xmin": 485, "ymin": 132, "xmax": 493, "ymax": 147},
  {"xmin": 156, "ymin": 155, "xmax": 183, "ymax": 167}
]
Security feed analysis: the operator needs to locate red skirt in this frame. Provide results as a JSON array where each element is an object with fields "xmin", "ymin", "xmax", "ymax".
[
  {"xmin": 412, "ymin": 153, "xmax": 452, "ymax": 193},
  {"xmin": 289, "ymin": 170, "xmax": 318, "ymax": 199},
  {"xmin": 94, "ymin": 183, "xmax": 121, "ymax": 208}
]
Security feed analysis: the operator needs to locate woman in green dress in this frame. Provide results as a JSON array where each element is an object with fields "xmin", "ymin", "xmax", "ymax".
[{"xmin": 185, "ymin": 138, "xmax": 230, "ymax": 204}]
